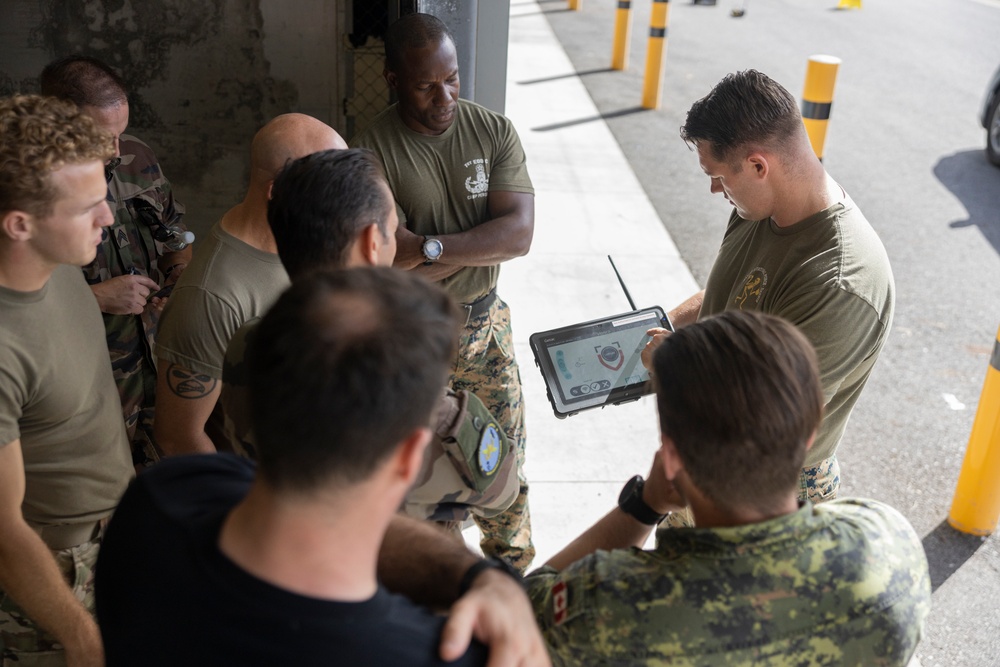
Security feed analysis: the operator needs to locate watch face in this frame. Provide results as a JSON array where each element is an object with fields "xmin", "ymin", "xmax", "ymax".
[{"xmin": 423, "ymin": 238, "xmax": 443, "ymax": 261}]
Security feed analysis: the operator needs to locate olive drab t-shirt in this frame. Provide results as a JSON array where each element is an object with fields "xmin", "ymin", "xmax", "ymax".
[
  {"xmin": 156, "ymin": 222, "xmax": 290, "ymax": 379},
  {"xmin": 353, "ymin": 99, "xmax": 534, "ymax": 304},
  {"xmin": 0, "ymin": 265, "xmax": 133, "ymax": 536},
  {"xmin": 700, "ymin": 197, "xmax": 895, "ymax": 466}
]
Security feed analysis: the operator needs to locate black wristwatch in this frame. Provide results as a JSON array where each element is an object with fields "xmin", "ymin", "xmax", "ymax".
[
  {"xmin": 618, "ymin": 475, "xmax": 667, "ymax": 525},
  {"xmin": 458, "ymin": 557, "xmax": 523, "ymax": 595}
]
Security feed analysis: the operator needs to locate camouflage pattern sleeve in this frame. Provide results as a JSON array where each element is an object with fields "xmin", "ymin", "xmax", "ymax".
[
  {"xmin": 402, "ymin": 389, "xmax": 519, "ymax": 523},
  {"xmin": 524, "ymin": 500, "xmax": 930, "ymax": 666}
]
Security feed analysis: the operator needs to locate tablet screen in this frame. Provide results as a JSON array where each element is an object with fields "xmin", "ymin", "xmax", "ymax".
[{"xmin": 530, "ymin": 307, "xmax": 666, "ymax": 417}]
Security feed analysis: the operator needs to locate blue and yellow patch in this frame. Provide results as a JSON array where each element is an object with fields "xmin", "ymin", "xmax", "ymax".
[{"xmin": 477, "ymin": 422, "xmax": 502, "ymax": 476}]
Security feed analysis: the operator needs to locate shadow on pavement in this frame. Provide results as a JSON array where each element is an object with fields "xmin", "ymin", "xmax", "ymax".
[
  {"xmin": 934, "ymin": 149, "xmax": 1000, "ymax": 256},
  {"xmin": 518, "ymin": 68, "xmax": 615, "ymax": 86},
  {"xmin": 532, "ymin": 106, "xmax": 651, "ymax": 132},
  {"xmin": 921, "ymin": 519, "xmax": 989, "ymax": 593}
]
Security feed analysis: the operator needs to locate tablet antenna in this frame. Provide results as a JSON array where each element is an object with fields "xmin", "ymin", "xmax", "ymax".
[{"xmin": 607, "ymin": 255, "xmax": 637, "ymax": 311}]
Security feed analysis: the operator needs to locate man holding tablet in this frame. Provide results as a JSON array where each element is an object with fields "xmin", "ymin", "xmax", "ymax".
[
  {"xmin": 527, "ymin": 311, "xmax": 928, "ymax": 666},
  {"xmin": 643, "ymin": 70, "xmax": 894, "ymax": 503}
]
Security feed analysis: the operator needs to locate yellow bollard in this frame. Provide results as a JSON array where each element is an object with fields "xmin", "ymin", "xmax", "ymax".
[
  {"xmin": 836, "ymin": 0, "xmax": 862, "ymax": 8},
  {"xmin": 801, "ymin": 55, "xmax": 841, "ymax": 161},
  {"xmin": 569, "ymin": 0, "xmax": 582, "ymax": 10},
  {"xmin": 641, "ymin": 0, "xmax": 670, "ymax": 110},
  {"xmin": 948, "ymin": 326, "xmax": 1000, "ymax": 536},
  {"xmin": 611, "ymin": 1, "xmax": 634, "ymax": 71}
]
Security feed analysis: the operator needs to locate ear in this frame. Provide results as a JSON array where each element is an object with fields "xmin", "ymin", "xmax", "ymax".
[
  {"xmin": 747, "ymin": 152, "xmax": 769, "ymax": 179},
  {"xmin": 266, "ymin": 180, "xmax": 275, "ymax": 201},
  {"xmin": 358, "ymin": 223, "xmax": 382, "ymax": 267},
  {"xmin": 1, "ymin": 210, "xmax": 34, "ymax": 242},
  {"xmin": 384, "ymin": 68, "xmax": 398, "ymax": 91},
  {"xmin": 804, "ymin": 430, "xmax": 817, "ymax": 452},
  {"xmin": 394, "ymin": 427, "xmax": 432, "ymax": 486},
  {"xmin": 659, "ymin": 433, "xmax": 684, "ymax": 481}
]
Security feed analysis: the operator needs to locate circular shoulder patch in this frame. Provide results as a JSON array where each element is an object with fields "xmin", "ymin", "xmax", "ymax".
[{"xmin": 477, "ymin": 422, "xmax": 502, "ymax": 476}]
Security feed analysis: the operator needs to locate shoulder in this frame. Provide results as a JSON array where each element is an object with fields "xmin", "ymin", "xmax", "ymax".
[
  {"xmin": 353, "ymin": 105, "xmax": 401, "ymax": 148},
  {"xmin": 375, "ymin": 589, "xmax": 489, "ymax": 666},
  {"xmin": 456, "ymin": 99, "xmax": 519, "ymax": 138},
  {"xmin": 116, "ymin": 134, "xmax": 166, "ymax": 181},
  {"xmin": 112, "ymin": 454, "xmax": 254, "ymax": 531}
]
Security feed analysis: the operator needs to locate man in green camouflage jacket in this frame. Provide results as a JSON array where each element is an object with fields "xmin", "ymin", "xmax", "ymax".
[
  {"xmin": 41, "ymin": 56, "xmax": 191, "ymax": 469},
  {"xmin": 526, "ymin": 310, "xmax": 930, "ymax": 666}
]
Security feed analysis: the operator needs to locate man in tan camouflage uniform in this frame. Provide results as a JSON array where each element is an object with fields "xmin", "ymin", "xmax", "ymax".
[
  {"xmin": 527, "ymin": 310, "xmax": 930, "ymax": 665},
  {"xmin": 40, "ymin": 56, "xmax": 191, "ymax": 469},
  {"xmin": 219, "ymin": 148, "xmax": 518, "ymax": 532}
]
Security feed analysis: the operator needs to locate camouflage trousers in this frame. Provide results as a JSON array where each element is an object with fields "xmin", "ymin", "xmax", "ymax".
[
  {"xmin": 799, "ymin": 455, "xmax": 840, "ymax": 504},
  {"xmin": 450, "ymin": 296, "xmax": 535, "ymax": 573},
  {"xmin": 108, "ymin": 313, "xmax": 161, "ymax": 470},
  {"xmin": 0, "ymin": 535, "xmax": 101, "ymax": 666},
  {"xmin": 660, "ymin": 455, "xmax": 841, "ymax": 529}
]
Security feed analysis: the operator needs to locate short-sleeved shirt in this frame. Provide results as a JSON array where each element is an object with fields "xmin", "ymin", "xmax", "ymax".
[
  {"xmin": 353, "ymin": 99, "xmax": 534, "ymax": 304},
  {"xmin": 526, "ymin": 499, "xmax": 930, "ymax": 666},
  {"xmin": 0, "ymin": 265, "xmax": 133, "ymax": 537},
  {"xmin": 96, "ymin": 453, "xmax": 488, "ymax": 666},
  {"xmin": 700, "ymin": 198, "xmax": 894, "ymax": 466},
  {"xmin": 155, "ymin": 222, "xmax": 289, "ymax": 379}
]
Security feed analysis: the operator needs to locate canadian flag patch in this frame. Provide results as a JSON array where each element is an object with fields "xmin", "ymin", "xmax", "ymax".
[{"xmin": 552, "ymin": 581, "xmax": 568, "ymax": 625}]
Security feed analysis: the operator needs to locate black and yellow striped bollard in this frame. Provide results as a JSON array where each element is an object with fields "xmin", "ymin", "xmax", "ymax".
[
  {"xmin": 641, "ymin": 0, "xmax": 670, "ymax": 110},
  {"xmin": 948, "ymin": 325, "xmax": 1000, "ymax": 536},
  {"xmin": 611, "ymin": 1, "xmax": 633, "ymax": 71},
  {"xmin": 801, "ymin": 55, "xmax": 841, "ymax": 161}
]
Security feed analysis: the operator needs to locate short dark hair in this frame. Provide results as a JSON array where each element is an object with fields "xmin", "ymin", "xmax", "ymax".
[
  {"xmin": 248, "ymin": 267, "xmax": 459, "ymax": 492},
  {"xmin": 40, "ymin": 55, "xmax": 128, "ymax": 109},
  {"xmin": 652, "ymin": 310, "xmax": 823, "ymax": 513},
  {"xmin": 385, "ymin": 12, "xmax": 455, "ymax": 72},
  {"xmin": 680, "ymin": 70, "xmax": 802, "ymax": 163},
  {"xmin": 0, "ymin": 94, "xmax": 114, "ymax": 217},
  {"xmin": 268, "ymin": 148, "xmax": 391, "ymax": 279}
]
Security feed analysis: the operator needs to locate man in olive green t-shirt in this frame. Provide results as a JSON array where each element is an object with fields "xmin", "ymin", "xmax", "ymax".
[
  {"xmin": 153, "ymin": 114, "xmax": 347, "ymax": 456},
  {"xmin": 353, "ymin": 13, "xmax": 536, "ymax": 571},
  {"xmin": 0, "ymin": 95, "xmax": 134, "ymax": 667},
  {"xmin": 643, "ymin": 70, "xmax": 894, "ymax": 504}
]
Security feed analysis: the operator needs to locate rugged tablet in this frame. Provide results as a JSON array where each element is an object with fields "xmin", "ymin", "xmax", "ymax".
[{"xmin": 529, "ymin": 306, "xmax": 671, "ymax": 418}]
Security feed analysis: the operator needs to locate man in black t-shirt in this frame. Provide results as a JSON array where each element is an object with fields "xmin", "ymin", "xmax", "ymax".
[{"xmin": 95, "ymin": 266, "xmax": 549, "ymax": 665}]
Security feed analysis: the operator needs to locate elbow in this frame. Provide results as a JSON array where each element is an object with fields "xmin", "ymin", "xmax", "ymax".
[{"xmin": 512, "ymin": 219, "xmax": 534, "ymax": 257}]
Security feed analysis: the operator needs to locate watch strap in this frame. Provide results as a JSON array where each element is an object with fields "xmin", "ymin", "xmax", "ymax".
[
  {"xmin": 458, "ymin": 557, "xmax": 523, "ymax": 595},
  {"xmin": 619, "ymin": 475, "xmax": 667, "ymax": 525}
]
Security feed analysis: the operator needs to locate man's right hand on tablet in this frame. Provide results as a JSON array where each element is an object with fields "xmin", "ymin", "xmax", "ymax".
[{"xmin": 641, "ymin": 327, "xmax": 672, "ymax": 371}]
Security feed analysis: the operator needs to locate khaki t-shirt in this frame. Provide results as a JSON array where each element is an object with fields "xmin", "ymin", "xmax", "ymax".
[
  {"xmin": 156, "ymin": 222, "xmax": 290, "ymax": 378},
  {"xmin": 353, "ymin": 99, "xmax": 534, "ymax": 304},
  {"xmin": 701, "ymin": 198, "xmax": 895, "ymax": 466},
  {"xmin": 0, "ymin": 265, "xmax": 133, "ymax": 534}
]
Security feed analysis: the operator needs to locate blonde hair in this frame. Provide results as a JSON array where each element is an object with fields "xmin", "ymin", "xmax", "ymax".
[{"xmin": 0, "ymin": 94, "xmax": 115, "ymax": 217}]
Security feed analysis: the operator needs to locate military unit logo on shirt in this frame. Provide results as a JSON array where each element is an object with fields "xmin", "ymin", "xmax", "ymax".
[
  {"xmin": 464, "ymin": 158, "xmax": 489, "ymax": 198},
  {"xmin": 735, "ymin": 266, "xmax": 768, "ymax": 309}
]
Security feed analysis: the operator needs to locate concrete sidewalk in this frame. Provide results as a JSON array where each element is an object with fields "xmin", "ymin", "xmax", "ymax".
[
  {"xmin": 481, "ymin": 1, "xmax": 699, "ymax": 566},
  {"xmin": 486, "ymin": 4, "xmax": 926, "ymax": 667}
]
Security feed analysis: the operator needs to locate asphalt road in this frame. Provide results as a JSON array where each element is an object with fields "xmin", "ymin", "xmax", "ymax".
[{"xmin": 533, "ymin": 0, "xmax": 1000, "ymax": 663}]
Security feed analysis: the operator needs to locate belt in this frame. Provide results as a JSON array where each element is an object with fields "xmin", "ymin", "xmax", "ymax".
[
  {"xmin": 36, "ymin": 518, "xmax": 106, "ymax": 551},
  {"xmin": 460, "ymin": 288, "xmax": 497, "ymax": 326}
]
